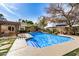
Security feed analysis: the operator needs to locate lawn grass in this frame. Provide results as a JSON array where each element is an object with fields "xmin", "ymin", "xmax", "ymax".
[
  {"xmin": 0, "ymin": 38, "xmax": 15, "ymax": 56},
  {"xmin": 64, "ymin": 48, "xmax": 79, "ymax": 56}
]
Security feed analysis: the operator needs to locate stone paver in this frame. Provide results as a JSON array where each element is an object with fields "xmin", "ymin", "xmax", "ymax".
[
  {"xmin": 7, "ymin": 35, "xmax": 79, "ymax": 56},
  {"xmin": 0, "ymin": 44, "xmax": 11, "ymax": 50},
  {"xmin": 0, "ymin": 50, "xmax": 8, "ymax": 53},
  {"xmin": 0, "ymin": 41, "xmax": 10, "ymax": 45}
]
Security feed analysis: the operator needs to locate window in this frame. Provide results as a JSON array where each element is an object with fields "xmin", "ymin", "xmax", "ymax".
[
  {"xmin": 8, "ymin": 26, "xmax": 14, "ymax": 31},
  {"xmin": 12, "ymin": 27, "xmax": 14, "ymax": 31},
  {"xmin": 8, "ymin": 26, "xmax": 11, "ymax": 31}
]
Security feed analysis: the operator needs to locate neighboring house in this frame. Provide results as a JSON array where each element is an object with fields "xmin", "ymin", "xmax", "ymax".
[
  {"xmin": 19, "ymin": 22, "xmax": 27, "ymax": 31},
  {"xmin": 0, "ymin": 20, "xmax": 20, "ymax": 36},
  {"xmin": 45, "ymin": 22, "xmax": 67, "ymax": 34},
  {"xmin": 55, "ymin": 23, "xmax": 67, "ymax": 33},
  {"xmin": 45, "ymin": 21, "xmax": 79, "ymax": 34},
  {"xmin": 19, "ymin": 22, "xmax": 33, "ymax": 32},
  {"xmin": 65, "ymin": 24, "xmax": 79, "ymax": 34},
  {"xmin": 43, "ymin": 17, "xmax": 79, "ymax": 34}
]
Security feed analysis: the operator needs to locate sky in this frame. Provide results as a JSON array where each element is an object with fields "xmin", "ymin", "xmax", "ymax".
[{"xmin": 0, "ymin": 3, "xmax": 49, "ymax": 23}]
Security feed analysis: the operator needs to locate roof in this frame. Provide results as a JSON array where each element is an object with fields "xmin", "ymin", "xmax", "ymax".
[
  {"xmin": 44, "ymin": 22, "xmax": 56, "ymax": 28},
  {"xmin": 0, "ymin": 20, "xmax": 20, "ymax": 25},
  {"xmin": 56, "ymin": 23, "xmax": 67, "ymax": 26},
  {"xmin": 66, "ymin": 24, "xmax": 79, "ymax": 27},
  {"xmin": 44, "ymin": 22, "xmax": 67, "ymax": 28}
]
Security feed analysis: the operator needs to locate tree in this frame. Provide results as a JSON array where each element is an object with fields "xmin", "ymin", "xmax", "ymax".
[
  {"xmin": 22, "ymin": 20, "xmax": 25, "ymax": 23},
  {"xmin": 38, "ymin": 16, "xmax": 47, "ymax": 29},
  {"xmin": 20, "ymin": 19, "xmax": 34, "ymax": 25},
  {"xmin": 0, "ymin": 14, "xmax": 4, "ymax": 18},
  {"xmin": 18, "ymin": 19, "xmax": 21, "ymax": 22},
  {"xmin": 0, "ymin": 14, "xmax": 7, "ymax": 21},
  {"xmin": 46, "ymin": 3, "xmax": 79, "ymax": 34},
  {"xmin": 27, "ymin": 21, "xmax": 33, "ymax": 24},
  {"xmin": 25, "ymin": 20, "xmax": 27, "ymax": 23}
]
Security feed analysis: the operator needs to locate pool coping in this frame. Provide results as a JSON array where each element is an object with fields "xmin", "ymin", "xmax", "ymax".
[{"xmin": 7, "ymin": 34, "xmax": 79, "ymax": 56}]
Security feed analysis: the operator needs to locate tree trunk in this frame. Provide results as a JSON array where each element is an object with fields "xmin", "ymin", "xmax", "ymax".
[
  {"xmin": 66, "ymin": 18, "xmax": 74, "ymax": 35},
  {"xmin": 68, "ymin": 25, "xmax": 74, "ymax": 35}
]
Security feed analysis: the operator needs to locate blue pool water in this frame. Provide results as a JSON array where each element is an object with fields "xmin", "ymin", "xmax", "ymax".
[{"xmin": 26, "ymin": 32, "xmax": 72, "ymax": 48}]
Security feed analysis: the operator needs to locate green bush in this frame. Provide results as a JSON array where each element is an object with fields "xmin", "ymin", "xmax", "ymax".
[
  {"xmin": 45, "ymin": 29, "xmax": 53, "ymax": 34},
  {"xmin": 45, "ymin": 28, "xmax": 59, "ymax": 35},
  {"xmin": 53, "ymin": 29, "xmax": 59, "ymax": 35},
  {"xmin": 18, "ymin": 29, "xmax": 27, "ymax": 33},
  {"xmin": 64, "ymin": 52, "xmax": 76, "ymax": 56}
]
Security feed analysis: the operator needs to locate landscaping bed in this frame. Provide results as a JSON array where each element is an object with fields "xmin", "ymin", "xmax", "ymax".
[
  {"xmin": 64, "ymin": 48, "xmax": 79, "ymax": 56},
  {"xmin": 0, "ymin": 38, "xmax": 15, "ymax": 56}
]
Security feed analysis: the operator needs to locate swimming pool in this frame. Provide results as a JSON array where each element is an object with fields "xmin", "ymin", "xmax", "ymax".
[{"xmin": 26, "ymin": 32, "xmax": 73, "ymax": 48}]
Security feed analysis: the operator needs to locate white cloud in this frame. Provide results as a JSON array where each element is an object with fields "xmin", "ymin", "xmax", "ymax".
[
  {"xmin": 0, "ymin": 3, "xmax": 16, "ymax": 15},
  {"xmin": 0, "ymin": 3, "xmax": 21, "ymax": 18},
  {"xmin": 5, "ymin": 3, "xmax": 18, "ymax": 10},
  {"xmin": 0, "ymin": 12, "xmax": 8, "ymax": 18}
]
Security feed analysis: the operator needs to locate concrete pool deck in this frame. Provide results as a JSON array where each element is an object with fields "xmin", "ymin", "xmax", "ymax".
[{"xmin": 7, "ymin": 35, "xmax": 79, "ymax": 56}]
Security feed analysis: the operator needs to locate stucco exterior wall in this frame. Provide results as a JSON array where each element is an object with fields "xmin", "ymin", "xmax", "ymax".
[
  {"xmin": 56, "ymin": 26, "xmax": 66, "ymax": 33},
  {"xmin": 48, "ymin": 26, "xmax": 66, "ymax": 34},
  {"xmin": 1, "ymin": 25, "xmax": 16, "ymax": 33},
  {"xmin": 19, "ymin": 23, "xmax": 27, "ymax": 30}
]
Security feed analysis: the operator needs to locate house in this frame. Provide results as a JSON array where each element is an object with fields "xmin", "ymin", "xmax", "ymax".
[
  {"xmin": 45, "ymin": 21, "xmax": 79, "ymax": 34},
  {"xmin": 19, "ymin": 22, "xmax": 35, "ymax": 32},
  {"xmin": 45, "ymin": 22, "xmax": 67, "ymax": 34},
  {"xmin": 0, "ymin": 20, "xmax": 20, "ymax": 36},
  {"xmin": 19, "ymin": 22, "xmax": 27, "ymax": 31},
  {"xmin": 43, "ymin": 17, "xmax": 79, "ymax": 34},
  {"xmin": 65, "ymin": 24, "xmax": 79, "ymax": 34}
]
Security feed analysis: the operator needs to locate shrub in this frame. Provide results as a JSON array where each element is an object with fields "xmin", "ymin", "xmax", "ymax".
[
  {"xmin": 45, "ymin": 28, "xmax": 59, "ymax": 35},
  {"xmin": 52, "ymin": 29, "xmax": 59, "ymax": 35}
]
